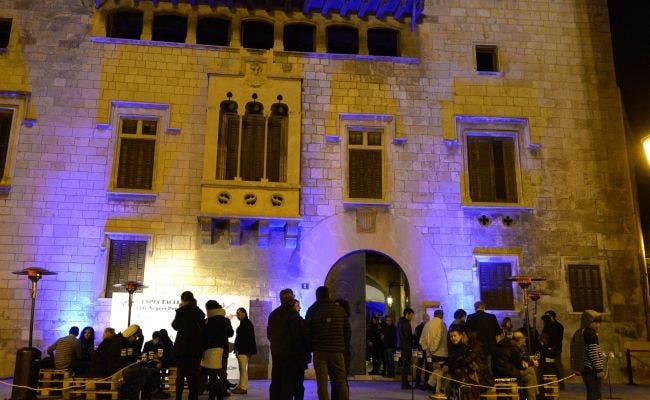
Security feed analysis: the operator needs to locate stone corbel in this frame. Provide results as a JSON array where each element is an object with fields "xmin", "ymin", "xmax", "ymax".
[
  {"xmin": 229, "ymin": 219, "xmax": 242, "ymax": 246},
  {"xmin": 285, "ymin": 221, "xmax": 299, "ymax": 249},
  {"xmin": 198, "ymin": 217, "xmax": 214, "ymax": 245},
  {"xmin": 257, "ymin": 220, "xmax": 270, "ymax": 247}
]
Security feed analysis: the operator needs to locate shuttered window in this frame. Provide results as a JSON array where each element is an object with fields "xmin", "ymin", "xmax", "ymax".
[
  {"xmin": 0, "ymin": 109, "xmax": 12, "ymax": 179},
  {"xmin": 115, "ymin": 118, "xmax": 157, "ymax": 190},
  {"xmin": 216, "ymin": 95, "xmax": 288, "ymax": 182},
  {"xmin": 467, "ymin": 135, "xmax": 517, "ymax": 203},
  {"xmin": 348, "ymin": 130, "xmax": 383, "ymax": 199},
  {"xmin": 568, "ymin": 264, "xmax": 604, "ymax": 312},
  {"xmin": 479, "ymin": 262, "xmax": 514, "ymax": 310},
  {"xmin": 105, "ymin": 240, "xmax": 146, "ymax": 298}
]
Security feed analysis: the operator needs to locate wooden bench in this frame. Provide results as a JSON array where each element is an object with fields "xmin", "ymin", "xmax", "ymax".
[
  {"xmin": 37, "ymin": 369, "xmax": 71, "ymax": 399},
  {"xmin": 542, "ymin": 374, "xmax": 560, "ymax": 399},
  {"xmin": 479, "ymin": 378, "xmax": 519, "ymax": 399}
]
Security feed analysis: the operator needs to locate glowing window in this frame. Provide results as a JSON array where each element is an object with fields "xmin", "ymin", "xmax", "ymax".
[
  {"xmin": 327, "ymin": 25, "xmax": 359, "ymax": 54},
  {"xmin": 106, "ymin": 10, "xmax": 143, "ymax": 40},
  {"xmin": 0, "ymin": 18, "xmax": 11, "ymax": 49},
  {"xmin": 478, "ymin": 262, "xmax": 514, "ymax": 310},
  {"xmin": 568, "ymin": 264, "xmax": 604, "ymax": 312},
  {"xmin": 152, "ymin": 14, "xmax": 188, "ymax": 43},
  {"xmin": 105, "ymin": 240, "xmax": 146, "ymax": 298},
  {"xmin": 283, "ymin": 23, "xmax": 315, "ymax": 52},
  {"xmin": 197, "ymin": 17, "xmax": 230, "ymax": 46},
  {"xmin": 115, "ymin": 118, "xmax": 158, "ymax": 190},
  {"xmin": 241, "ymin": 20, "xmax": 274, "ymax": 50}
]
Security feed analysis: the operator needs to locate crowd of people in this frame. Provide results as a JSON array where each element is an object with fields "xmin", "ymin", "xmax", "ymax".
[{"xmin": 42, "ymin": 288, "xmax": 607, "ymax": 400}]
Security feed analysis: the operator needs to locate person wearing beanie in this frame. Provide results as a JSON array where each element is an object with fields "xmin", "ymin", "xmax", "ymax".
[
  {"xmin": 203, "ymin": 300, "xmax": 234, "ymax": 399},
  {"xmin": 581, "ymin": 310, "xmax": 605, "ymax": 400},
  {"xmin": 172, "ymin": 291, "xmax": 206, "ymax": 400}
]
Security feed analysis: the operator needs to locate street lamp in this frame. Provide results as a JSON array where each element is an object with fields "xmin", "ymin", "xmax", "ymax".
[
  {"xmin": 114, "ymin": 281, "xmax": 146, "ymax": 326},
  {"xmin": 642, "ymin": 135, "xmax": 650, "ymax": 166},
  {"xmin": 11, "ymin": 267, "xmax": 57, "ymax": 400}
]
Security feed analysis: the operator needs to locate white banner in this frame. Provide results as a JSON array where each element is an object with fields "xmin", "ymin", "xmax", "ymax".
[{"xmin": 110, "ymin": 293, "xmax": 251, "ymax": 379}]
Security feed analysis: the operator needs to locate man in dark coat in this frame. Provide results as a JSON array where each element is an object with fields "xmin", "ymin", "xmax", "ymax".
[
  {"xmin": 171, "ymin": 291, "xmax": 206, "ymax": 400},
  {"xmin": 267, "ymin": 288, "xmax": 305, "ymax": 400},
  {"xmin": 413, "ymin": 312, "xmax": 430, "ymax": 389},
  {"xmin": 305, "ymin": 286, "xmax": 350, "ymax": 400},
  {"xmin": 542, "ymin": 310, "xmax": 565, "ymax": 388},
  {"xmin": 397, "ymin": 307, "xmax": 415, "ymax": 389},
  {"xmin": 465, "ymin": 301, "xmax": 501, "ymax": 356}
]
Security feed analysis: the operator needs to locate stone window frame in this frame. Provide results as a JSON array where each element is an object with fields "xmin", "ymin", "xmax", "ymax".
[
  {"xmin": 0, "ymin": 93, "xmax": 34, "ymax": 192},
  {"xmin": 105, "ymin": 101, "xmax": 174, "ymax": 201},
  {"xmin": 473, "ymin": 251, "xmax": 520, "ymax": 311},
  {"xmin": 457, "ymin": 116, "xmax": 536, "ymax": 210},
  {"xmin": 474, "ymin": 44, "xmax": 501, "ymax": 75},
  {"xmin": 332, "ymin": 113, "xmax": 398, "ymax": 207},
  {"xmin": 561, "ymin": 257, "xmax": 609, "ymax": 315},
  {"xmin": 101, "ymin": 231, "xmax": 153, "ymax": 298}
]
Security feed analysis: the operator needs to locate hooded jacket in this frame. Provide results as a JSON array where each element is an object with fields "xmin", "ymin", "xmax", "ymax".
[{"xmin": 205, "ymin": 307, "xmax": 234, "ymax": 349}]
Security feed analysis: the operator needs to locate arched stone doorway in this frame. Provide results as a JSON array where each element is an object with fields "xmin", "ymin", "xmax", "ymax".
[{"xmin": 325, "ymin": 250, "xmax": 410, "ymax": 375}]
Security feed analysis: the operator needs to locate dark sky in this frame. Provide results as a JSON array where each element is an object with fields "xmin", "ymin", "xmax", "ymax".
[{"xmin": 608, "ymin": 2, "xmax": 650, "ymax": 248}]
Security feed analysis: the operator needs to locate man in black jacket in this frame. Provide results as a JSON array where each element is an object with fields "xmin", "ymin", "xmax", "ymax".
[
  {"xmin": 397, "ymin": 307, "xmax": 415, "ymax": 389},
  {"xmin": 172, "ymin": 291, "xmax": 206, "ymax": 400},
  {"xmin": 305, "ymin": 286, "xmax": 351, "ymax": 400},
  {"xmin": 466, "ymin": 301, "xmax": 501, "ymax": 357},
  {"xmin": 267, "ymin": 288, "xmax": 305, "ymax": 400}
]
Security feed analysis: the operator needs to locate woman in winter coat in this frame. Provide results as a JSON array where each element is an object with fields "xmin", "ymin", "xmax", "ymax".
[{"xmin": 232, "ymin": 307, "xmax": 257, "ymax": 395}]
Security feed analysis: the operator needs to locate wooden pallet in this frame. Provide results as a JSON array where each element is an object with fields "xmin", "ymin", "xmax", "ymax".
[
  {"xmin": 68, "ymin": 391, "xmax": 119, "ymax": 400},
  {"xmin": 39, "ymin": 369, "xmax": 71, "ymax": 381},
  {"xmin": 38, "ymin": 369, "xmax": 71, "ymax": 399},
  {"xmin": 480, "ymin": 378, "xmax": 519, "ymax": 399},
  {"xmin": 164, "ymin": 367, "xmax": 177, "ymax": 393},
  {"xmin": 543, "ymin": 374, "xmax": 560, "ymax": 399}
]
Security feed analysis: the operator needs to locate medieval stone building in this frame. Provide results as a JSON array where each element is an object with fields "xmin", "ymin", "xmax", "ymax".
[{"xmin": 0, "ymin": 0, "xmax": 647, "ymax": 382}]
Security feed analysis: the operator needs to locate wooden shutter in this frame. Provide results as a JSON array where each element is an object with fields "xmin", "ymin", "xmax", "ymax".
[
  {"xmin": 105, "ymin": 240, "xmax": 146, "ymax": 298},
  {"xmin": 568, "ymin": 264, "xmax": 604, "ymax": 312},
  {"xmin": 116, "ymin": 138, "xmax": 155, "ymax": 189},
  {"xmin": 493, "ymin": 138, "xmax": 517, "ymax": 202},
  {"xmin": 468, "ymin": 136, "xmax": 517, "ymax": 203},
  {"xmin": 0, "ymin": 109, "xmax": 12, "ymax": 178},
  {"xmin": 479, "ymin": 262, "xmax": 514, "ymax": 310},
  {"xmin": 217, "ymin": 103, "xmax": 240, "ymax": 180},
  {"xmin": 266, "ymin": 103, "xmax": 288, "ymax": 182},
  {"xmin": 241, "ymin": 101, "xmax": 265, "ymax": 181},
  {"xmin": 349, "ymin": 149, "xmax": 382, "ymax": 199}
]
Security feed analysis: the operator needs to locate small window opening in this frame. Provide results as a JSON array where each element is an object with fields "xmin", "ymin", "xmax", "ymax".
[
  {"xmin": 197, "ymin": 17, "xmax": 230, "ymax": 46},
  {"xmin": 327, "ymin": 25, "xmax": 359, "ymax": 54},
  {"xmin": 368, "ymin": 28, "xmax": 399, "ymax": 56},
  {"xmin": 152, "ymin": 14, "xmax": 188, "ymax": 43},
  {"xmin": 0, "ymin": 18, "xmax": 11, "ymax": 49},
  {"xmin": 476, "ymin": 45, "xmax": 499, "ymax": 72},
  {"xmin": 106, "ymin": 10, "xmax": 143, "ymax": 40},
  {"xmin": 241, "ymin": 20, "xmax": 274, "ymax": 50},
  {"xmin": 283, "ymin": 23, "xmax": 315, "ymax": 52}
]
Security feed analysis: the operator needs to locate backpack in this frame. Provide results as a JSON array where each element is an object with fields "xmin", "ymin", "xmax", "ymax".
[{"xmin": 569, "ymin": 328, "xmax": 584, "ymax": 372}]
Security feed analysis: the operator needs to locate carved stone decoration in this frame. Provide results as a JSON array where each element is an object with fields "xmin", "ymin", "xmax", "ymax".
[
  {"xmin": 502, "ymin": 215, "xmax": 515, "ymax": 227},
  {"xmin": 198, "ymin": 217, "xmax": 214, "ymax": 245},
  {"xmin": 244, "ymin": 60, "xmax": 267, "ymax": 88},
  {"xmin": 257, "ymin": 220, "xmax": 270, "ymax": 248},
  {"xmin": 229, "ymin": 218, "xmax": 242, "ymax": 246},
  {"xmin": 478, "ymin": 215, "xmax": 491, "ymax": 226},
  {"xmin": 285, "ymin": 221, "xmax": 299, "ymax": 248},
  {"xmin": 356, "ymin": 207, "xmax": 377, "ymax": 233}
]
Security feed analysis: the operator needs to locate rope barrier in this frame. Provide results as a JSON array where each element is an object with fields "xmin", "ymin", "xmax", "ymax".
[
  {"xmin": 0, "ymin": 360, "xmax": 143, "ymax": 392},
  {"xmin": 413, "ymin": 364, "xmax": 577, "ymax": 390}
]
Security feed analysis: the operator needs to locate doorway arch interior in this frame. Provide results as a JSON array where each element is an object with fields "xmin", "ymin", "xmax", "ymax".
[{"xmin": 325, "ymin": 250, "xmax": 410, "ymax": 375}]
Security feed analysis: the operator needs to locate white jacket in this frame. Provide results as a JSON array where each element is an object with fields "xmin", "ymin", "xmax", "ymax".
[{"xmin": 419, "ymin": 317, "xmax": 448, "ymax": 357}]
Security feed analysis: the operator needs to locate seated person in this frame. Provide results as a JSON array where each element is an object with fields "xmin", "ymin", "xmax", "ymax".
[
  {"xmin": 47, "ymin": 326, "xmax": 82, "ymax": 371},
  {"xmin": 492, "ymin": 330, "xmax": 538, "ymax": 400}
]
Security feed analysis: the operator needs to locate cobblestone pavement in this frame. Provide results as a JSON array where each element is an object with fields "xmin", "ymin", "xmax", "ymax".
[{"xmin": 2, "ymin": 378, "xmax": 650, "ymax": 400}]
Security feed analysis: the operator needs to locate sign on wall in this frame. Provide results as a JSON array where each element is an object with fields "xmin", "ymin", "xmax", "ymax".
[{"xmin": 110, "ymin": 293, "xmax": 250, "ymax": 379}]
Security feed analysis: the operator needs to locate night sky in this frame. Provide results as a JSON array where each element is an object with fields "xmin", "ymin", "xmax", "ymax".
[{"xmin": 607, "ymin": 2, "xmax": 650, "ymax": 249}]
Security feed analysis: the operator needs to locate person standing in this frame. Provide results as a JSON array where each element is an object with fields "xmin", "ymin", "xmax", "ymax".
[
  {"xmin": 582, "ymin": 310, "xmax": 605, "ymax": 400},
  {"xmin": 413, "ymin": 312, "xmax": 430, "ymax": 389},
  {"xmin": 233, "ymin": 307, "xmax": 257, "ymax": 395},
  {"xmin": 267, "ymin": 288, "xmax": 304, "ymax": 400},
  {"xmin": 172, "ymin": 291, "xmax": 206, "ymax": 400},
  {"xmin": 305, "ymin": 286, "xmax": 350, "ymax": 400},
  {"xmin": 47, "ymin": 326, "xmax": 82, "ymax": 370},
  {"xmin": 397, "ymin": 307, "xmax": 415, "ymax": 390},
  {"xmin": 465, "ymin": 301, "xmax": 501, "ymax": 357},
  {"xmin": 420, "ymin": 309, "xmax": 447, "ymax": 397},
  {"xmin": 381, "ymin": 315, "xmax": 397, "ymax": 377},
  {"xmin": 366, "ymin": 316, "xmax": 383, "ymax": 375},
  {"xmin": 331, "ymin": 298, "xmax": 351, "ymax": 400},
  {"xmin": 542, "ymin": 310, "xmax": 565, "ymax": 388},
  {"xmin": 204, "ymin": 300, "xmax": 234, "ymax": 400}
]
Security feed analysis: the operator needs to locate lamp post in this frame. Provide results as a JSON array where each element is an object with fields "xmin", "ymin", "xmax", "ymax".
[
  {"xmin": 506, "ymin": 275, "xmax": 545, "ymax": 354},
  {"xmin": 114, "ymin": 281, "xmax": 146, "ymax": 326},
  {"xmin": 11, "ymin": 267, "xmax": 57, "ymax": 400},
  {"xmin": 636, "ymin": 135, "xmax": 650, "ymax": 340}
]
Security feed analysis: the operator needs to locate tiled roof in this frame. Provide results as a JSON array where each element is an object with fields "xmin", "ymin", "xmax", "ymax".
[{"xmin": 95, "ymin": 0, "xmax": 424, "ymax": 22}]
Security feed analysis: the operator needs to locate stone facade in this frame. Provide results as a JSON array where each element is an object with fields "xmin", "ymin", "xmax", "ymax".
[{"xmin": 0, "ymin": 0, "xmax": 647, "ymax": 383}]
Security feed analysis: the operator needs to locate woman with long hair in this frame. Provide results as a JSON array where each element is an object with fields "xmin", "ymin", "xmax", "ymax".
[{"xmin": 232, "ymin": 307, "xmax": 257, "ymax": 395}]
